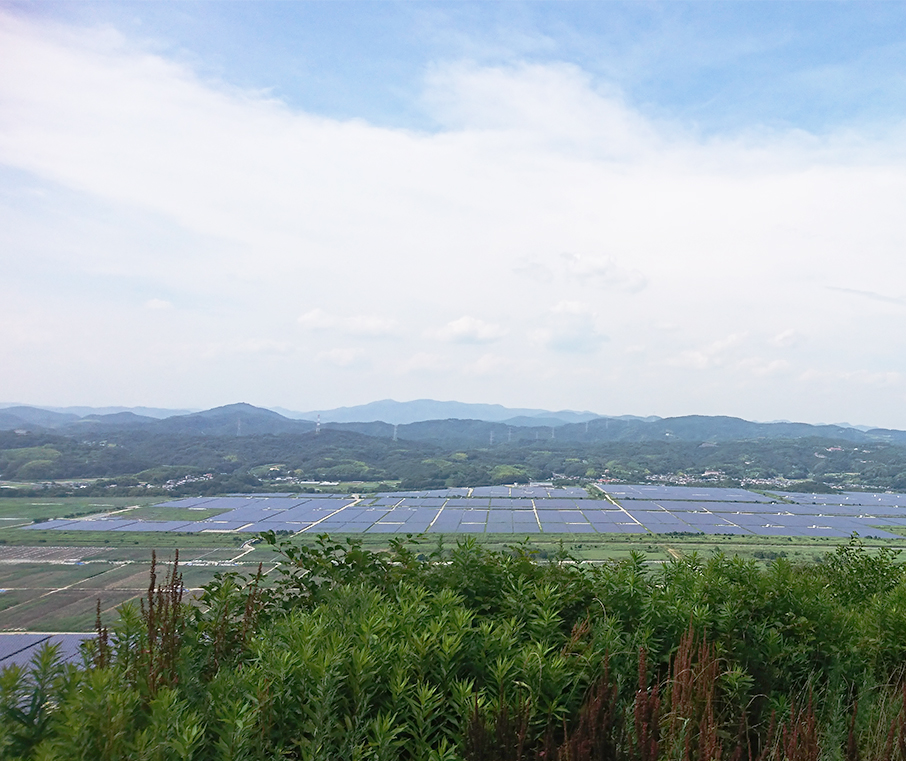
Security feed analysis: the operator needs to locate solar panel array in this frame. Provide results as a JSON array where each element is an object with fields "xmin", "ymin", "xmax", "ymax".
[
  {"xmin": 604, "ymin": 485, "xmax": 774, "ymax": 502},
  {"xmin": 0, "ymin": 633, "xmax": 92, "ymax": 668},
  {"xmin": 20, "ymin": 487, "xmax": 906, "ymax": 538}
]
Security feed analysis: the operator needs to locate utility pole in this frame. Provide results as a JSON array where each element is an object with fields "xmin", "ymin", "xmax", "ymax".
[{"xmin": 316, "ymin": 414, "xmax": 320, "ymax": 436}]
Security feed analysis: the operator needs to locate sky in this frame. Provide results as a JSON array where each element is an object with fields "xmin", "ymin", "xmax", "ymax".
[{"xmin": 2, "ymin": 1, "xmax": 906, "ymax": 426}]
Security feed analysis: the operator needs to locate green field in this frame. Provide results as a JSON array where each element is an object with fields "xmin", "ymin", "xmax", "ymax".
[
  {"xmin": 0, "ymin": 497, "xmax": 158, "ymax": 522},
  {"xmin": 285, "ymin": 529, "xmax": 905, "ymax": 564},
  {"xmin": 0, "ymin": 528, "xmax": 249, "ymax": 547},
  {"xmin": 120, "ymin": 504, "xmax": 229, "ymax": 521}
]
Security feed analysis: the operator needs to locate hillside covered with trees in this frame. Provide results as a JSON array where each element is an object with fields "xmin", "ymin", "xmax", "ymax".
[{"xmin": 4, "ymin": 425, "xmax": 906, "ymax": 496}]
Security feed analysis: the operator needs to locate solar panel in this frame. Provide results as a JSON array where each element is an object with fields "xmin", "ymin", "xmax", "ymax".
[
  {"xmin": 112, "ymin": 521, "xmax": 195, "ymax": 532},
  {"xmin": 490, "ymin": 499, "xmax": 534, "ymax": 508},
  {"xmin": 21, "ymin": 487, "xmax": 904, "ymax": 538},
  {"xmin": 191, "ymin": 521, "xmax": 254, "ymax": 532},
  {"xmin": 61, "ymin": 520, "xmax": 140, "ymax": 531},
  {"xmin": 23, "ymin": 519, "xmax": 71, "ymax": 530},
  {"xmin": 541, "ymin": 499, "xmax": 580, "ymax": 509},
  {"xmin": 156, "ymin": 498, "xmax": 216, "ymax": 508},
  {"xmin": 605, "ymin": 485, "xmax": 772, "ymax": 502}
]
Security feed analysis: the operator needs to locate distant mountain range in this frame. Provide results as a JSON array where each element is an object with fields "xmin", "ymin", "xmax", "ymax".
[
  {"xmin": 274, "ymin": 399, "xmax": 614, "ymax": 426},
  {"xmin": 0, "ymin": 400, "xmax": 642, "ymax": 428},
  {"xmin": 0, "ymin": 404, "xmax": 193, "ymax": 419},
  {"xmin": 1, "ymin": 401, "xmax": 905, "ymax": 447}
]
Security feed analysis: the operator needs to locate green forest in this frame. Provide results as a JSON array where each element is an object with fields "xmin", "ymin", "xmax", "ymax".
[
  {"xmin": 4, "ymin": 428, "xmax": 906, "ymax": 496},
  {"xmin": 4, "ymin": 535, "xmax": 906, "ymax": 760}
]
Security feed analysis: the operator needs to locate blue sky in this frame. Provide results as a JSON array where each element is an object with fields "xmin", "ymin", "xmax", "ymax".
[
  {"xmin": 25, "ymin": 1, "xmax": 906, "ymax": 133},
  {"xmin": 2, "ymin": 2, "xmax": 906, "ymax": 425}
]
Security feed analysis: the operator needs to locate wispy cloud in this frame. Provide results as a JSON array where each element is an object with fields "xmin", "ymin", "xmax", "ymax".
[
  {"xmin": 826, "ymin": 286, "xmax": 906, "ymax": 307},
  {"xmin": 667, "ymin": 334, "xmax": 747, "ymax": 370},
  {"xmin": 560, "ymin": 253, "xmax": 646, "ymax": 292},
  {"xmin": 299, "ymin": 309, "xmax": 398, "ymax": 337},
  {"xmin": 316, "ymin": 348, "xmax": 364, "ymax": 367},
  {"xmin": 434, "ymin": 316, "xmax": 507, "ymax": 344},
  {"xmin": 534, "ymin": 302, "xmax": 608, "ymax": 353},
  {"xmin": 144, "ymin": 298, "xmax": 173, "ymax": 310}
]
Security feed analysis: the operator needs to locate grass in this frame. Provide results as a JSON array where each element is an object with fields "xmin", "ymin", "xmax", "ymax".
[
  {"xmin": 114, "ymin": 505, "xmax": 229, "ymax": 521},
  {"xmin": 283, "ymin": 530, "xmax": 906, "ymax": 565},
  {"xmin": 334, "ymin": 480, "xmax": 402, "ymax": 493},
  {"xmin": 0, "ymin": 528, "xmax": 248, "ymax": 548},
  {"xmin": 0, "ymin": 497, "xmax": 158, "ymax": 521}
]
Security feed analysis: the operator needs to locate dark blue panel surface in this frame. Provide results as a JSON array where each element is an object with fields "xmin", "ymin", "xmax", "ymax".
[{"xmin": 112, "ymin": 521, "xmax": 195, "ymax": 532}]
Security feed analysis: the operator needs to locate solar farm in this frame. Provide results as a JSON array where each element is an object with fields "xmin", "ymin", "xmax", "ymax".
[
  {"xmin": 2, "ymin": 484, "xmax": 906, "ymax": 643},
  {"xmin": 21, "ymin": 484, "xmax": 906, "ymax": 538}
]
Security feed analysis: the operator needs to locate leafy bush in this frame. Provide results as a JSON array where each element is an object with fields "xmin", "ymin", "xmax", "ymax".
[{"xmin": 4, "ymin": 535, "xmax": 906, "ymax": 759}]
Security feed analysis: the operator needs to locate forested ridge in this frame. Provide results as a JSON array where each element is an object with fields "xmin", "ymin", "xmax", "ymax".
[
  {"xmin": 4, "ymin": 427, "xmax": 906, "ymax": 495},
  {"xmin": 4, "ymin": 536, "xmax": 906, "ymax": 760}
]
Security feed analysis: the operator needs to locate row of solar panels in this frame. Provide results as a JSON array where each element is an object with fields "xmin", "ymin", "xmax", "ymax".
[
  {"xmin": 191, "ymin": 486, "xmax": 906, "ymax": 507},
  {"xmin": 0, "ymin": 633, "xmax": 91, "ymax": 668},
  {"xmin": 26, "ymin": 500, "xmax": 904, "ymax": 538}
]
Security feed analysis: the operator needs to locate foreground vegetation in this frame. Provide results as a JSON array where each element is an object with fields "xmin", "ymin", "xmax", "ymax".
[{"xmin": 4, "ymin": 535, "xmax": 906, "ymax": 760}]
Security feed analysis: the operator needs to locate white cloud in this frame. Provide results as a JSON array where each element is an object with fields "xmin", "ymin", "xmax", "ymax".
[
  {"xmin": 144, "ymin": 298, "xmax": 173, "ymax": 310},
  {"xmin": 826, "ymin": 286, "xmax": 906, "ymax": 307},
  {"xmin": 735, "ymin": 358, "xmax": 790, "ymax": 377},
  {"xmin": 667, "ymin": 334, "xmax": 747, "ymax": 370},
  {"xmin": 398, "ymin": 352, "xmax": 449, "ymax": 374},
  {"xmin": 424, "ymin": 61, "xmax": 656, "ymax": 156},
  {"xmin": 465, "ymin": 353, "xmax": 509, "ymax": 376},
  {"xmin": 770, "ymin": 329, "xmax": 799, "ymax": 349},
  {"xmin": 560, "ymin": 253, "xmax": 647, "ymax": 292},
  {"xmin": 345, "ymin": 315, "xmax": 399, "ymax": 337},
  {"xmin": 316, "ymin": 348, "xmax": 363, "ymax": 367},
  {"xmin": 299, "ymin": 309, "xmax": 398, "ymax": 337},
  {"xmin": 2, "ymin": 11, "xmax": 906, "ymax": 424},
  {"xmin": 514, "ymin": 252, "xmax": 647, "ymax": 292},
  {"xmin": 534, "ymin": 302, "xmax": 608, "ymax": 353},
  {"xmin": 297, "ymin": 309, "xmax": 337, "ymax": 330},
  {"xmin": 435, "ymin": 316, "xmax": 507, "ymax": 344},
  {"xmin": 204, "ymin": 339, "xmax": 292, "ymax": 358}
]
